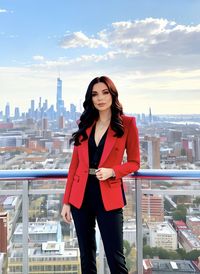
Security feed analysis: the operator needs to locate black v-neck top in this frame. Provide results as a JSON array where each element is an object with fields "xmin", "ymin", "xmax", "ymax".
[{"xmin": 88, "ymin": 124, "xmax": 108, "ymax": 169}]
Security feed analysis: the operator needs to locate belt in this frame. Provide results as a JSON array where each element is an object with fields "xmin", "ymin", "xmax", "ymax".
[{"xmin": 89, "ymin": 168, "xmax": 97, "ymax": 175}]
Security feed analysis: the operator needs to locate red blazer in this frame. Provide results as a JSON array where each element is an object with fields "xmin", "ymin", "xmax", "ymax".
[{"xmin": 63, "ymin": 115, "xmax": 140, "ymax": 211}]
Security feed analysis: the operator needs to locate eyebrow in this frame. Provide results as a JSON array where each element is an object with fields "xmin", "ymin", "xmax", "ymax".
[{"xmin": 92, "ymin": 88, "xmax": 109, "ymax": 92}]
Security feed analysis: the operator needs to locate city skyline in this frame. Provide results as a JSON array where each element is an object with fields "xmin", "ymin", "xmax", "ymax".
[{"xmin": 1, "ymin": 0, "xmax": 200, "ymax": 114}]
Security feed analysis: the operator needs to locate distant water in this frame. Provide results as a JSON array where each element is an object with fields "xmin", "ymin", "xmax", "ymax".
[{"xmin": 170, "ymin": 121, "xmax": 200, "ymax": 126}]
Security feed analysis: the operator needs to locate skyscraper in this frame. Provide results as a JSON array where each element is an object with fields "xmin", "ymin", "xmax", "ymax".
[
  {"xmin": 0, "ymin": 212, "xmax": 7, "ymax": 253},
  {"xmin": 14, "ymin": 107, "xmax": 20, "ymax": 120},
  {"xmin": 5, "ymin": 103, "xmax": 10, "ymax": 122},
  {"xmin": 145, "ymin": 136, "xmax": 160, "ymax": 168},
  {"xmin": 31, "ymin": 99, "xmax": 35, "ymax": 117},
  {"xmin": 56, "ymin": 77, "xmax": 64, "ymax": 117},
  {"xmin": 149, "ymin": 107, "xmax": 152, "ymax": 124}
]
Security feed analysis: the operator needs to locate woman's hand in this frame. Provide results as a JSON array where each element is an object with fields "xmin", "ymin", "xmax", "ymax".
[
  {"xmin": 61, "ymin": 204, "xmax": 72, "ymax": 223},
  {"xmin": 95, "ymin": 168, "xmax": 115, "ymax": 181}
]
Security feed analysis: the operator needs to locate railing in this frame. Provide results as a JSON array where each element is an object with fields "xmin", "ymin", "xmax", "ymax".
[{"xmin": 0, "ymin": 169, "xmax": 200, "ymax": 274}]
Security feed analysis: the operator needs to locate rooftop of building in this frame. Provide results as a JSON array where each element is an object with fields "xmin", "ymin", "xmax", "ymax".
[
  {"xmin": 174, "ymin": 220, "xmax": 187, "ymax": 227},
  {"xmin": 180, "ymin": 229, "xmax": 200, "ymax": 248},
  {"xmin": 143, "ymin": 259, "xmax": 200, "ymax": 273},
  {"xmin": 10, "ymin": 245, "xmax": 79, "ymax": 259},
  {"xmin": 187, "ymin": 216, "xmax": 200, "ymax": 222},
  {"xmin": 14, "ymin": 221, "xmax": 59, "ymax": 235},
  {"xmin": 148, "ymin": 222, "xmax": 176, "ymax": 235}
]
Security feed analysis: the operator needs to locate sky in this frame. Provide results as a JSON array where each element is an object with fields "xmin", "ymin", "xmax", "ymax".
[{"xmin": 1, "ymin": 0, "xmax": 200, "ymax": 115}]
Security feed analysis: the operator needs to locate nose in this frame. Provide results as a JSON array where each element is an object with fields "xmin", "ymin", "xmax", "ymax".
[{"xmin": 97, "ymin": 94, "xmax": 104, "ymax": 101}]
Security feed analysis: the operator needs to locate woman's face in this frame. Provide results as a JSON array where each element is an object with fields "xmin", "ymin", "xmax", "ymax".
[{"xmin": 92, "ymin": 82, "xmax": 112, "ymax": 112}]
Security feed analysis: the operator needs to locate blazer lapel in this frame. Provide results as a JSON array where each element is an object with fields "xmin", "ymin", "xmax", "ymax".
[
  {"xmin": 99, "ymin": 126, "xmax": 117, "ymax": 167},
  {"xmin": 79, "ymin": 124, "xmax": 94, "ymax": 167}
]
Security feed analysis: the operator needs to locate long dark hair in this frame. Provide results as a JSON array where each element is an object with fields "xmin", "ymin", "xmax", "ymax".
[{"xmin": 71, "ymin": 76, "xmax": 124, "ymax": 146}]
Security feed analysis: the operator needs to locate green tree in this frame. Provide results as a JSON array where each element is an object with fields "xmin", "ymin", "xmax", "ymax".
[
  {"xmin": 172, "ymin": 210, "xmax": 186, "ymax": 221},
  {"xmin": 172, "ymin": 204, "xmax": 187, "ymax": 222},
  {"xmin": 176, "ymin": 248, "xmax": 187, "ymax": 259},
  {"xmin": 186, "ymin": 250, "xmax": 200, "ymax": 260},
  {"xmin": 143, "ymin": 245, "xmax": 200, "ymax": 261},
  {"xmin": 181, "ymin": 148, "xmax": 186, "ymax": 156},
  {"xmin": 168, "ymin": 251, "xmax": 181, "ymax": 260},
  {"xmin": 143, "ymin": 245, "xmax": 153, "ymax": 258},
  {"xmin": 176, "ymin": 204, "xmax": 187, "ymax": 212},
  {"xmin": 123, "ymin": 240, "xmax": 131, "ymax": 257}
]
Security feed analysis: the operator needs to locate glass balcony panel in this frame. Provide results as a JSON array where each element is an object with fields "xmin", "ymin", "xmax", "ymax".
[{"xmin": 1, "ymin": 170, "xmax": 200, "ymax": 274}]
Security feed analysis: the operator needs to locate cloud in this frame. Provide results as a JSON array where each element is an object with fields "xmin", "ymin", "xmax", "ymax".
[
  {"xmin": 30, "ymin": 18, "xmax": 200, "ymax": 75},
  {"xmin": 60, "ymin": 31, "xmax": 108, "ymax": 49},
  {"xmin": 0, "ymin": 9, "xmax": 7, "ymax": 13},
  {"xmin": 0, "ymin": 8, "xmax": 13, "ymax": 13},
  {"xmin": 33, "ymin": 55, "xmax": 45, "ymax": 61},
  {"xmin": 60, "ymin": 18, "xmax": 200, "ymax": 58}
]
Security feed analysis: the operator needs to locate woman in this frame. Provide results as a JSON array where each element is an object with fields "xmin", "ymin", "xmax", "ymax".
[{"xmin": 61, "ymin": 76, "xmax": 140, "ymax": 274}]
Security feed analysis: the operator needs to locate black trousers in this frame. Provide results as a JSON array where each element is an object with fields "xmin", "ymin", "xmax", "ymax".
[{"xmin": 71, "ymin": 176, "xmax": 128, "ymax": 274}]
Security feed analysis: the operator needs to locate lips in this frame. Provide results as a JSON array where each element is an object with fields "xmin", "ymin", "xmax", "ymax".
[{"xmin": 98, "ymin": 103, "xmax": 106, "ymax": 107}]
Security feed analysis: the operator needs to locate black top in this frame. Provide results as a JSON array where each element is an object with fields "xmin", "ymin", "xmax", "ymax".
[
  {"xmin": 88, "ymin": 124, "xmax": 108, "ymax": 169},
  {"xmin": 83, "ymin": 123, "xmax": 126, "ymax": 209},
  {"xmin": 82, "ymin": 124, "xmax": 108, "ymax": 209}
]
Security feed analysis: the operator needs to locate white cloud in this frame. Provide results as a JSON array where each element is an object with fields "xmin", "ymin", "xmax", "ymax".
[
  {"xmin": 0, "ymin": 9, "xmax": 7, "ymax": 13},
  {"xmin": 60, "ymin": 18, "xmax": 200, "ymax": 59},
  {"xmin": 0, "ymin": 8, "xmax": 13, "ymax": 13},
  {"xmin": 33, "ymin": 55, "xmax": 45, "ymax": 61},
  {"xmin": 60, "ymin": 31, "xmax": 108, "ymax": 49}
]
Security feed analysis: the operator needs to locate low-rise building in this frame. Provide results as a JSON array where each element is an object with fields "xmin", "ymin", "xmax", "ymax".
[
  {"xmin": 143, "ymin": 259, "xmax": 200, "ymax": 273},
  {"xmin": 12, "ymin": 221, "xmax": 61, "ymax": 243},
  {"xmin": 148, "ymin": 222, "xmax": 177, "ymax": 250},
  {"xmin": 8, "ymin": 244, "xmax": 81, "ymax": 274}
]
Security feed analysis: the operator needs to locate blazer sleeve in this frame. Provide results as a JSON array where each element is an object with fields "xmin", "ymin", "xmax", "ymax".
[
  {"xmin": 112, "ymin": 117, "xmax": 140, "ymax": 179},
  {"xmin": 63, "ymin": 145, "xmax": 79, "ymax": 204}
]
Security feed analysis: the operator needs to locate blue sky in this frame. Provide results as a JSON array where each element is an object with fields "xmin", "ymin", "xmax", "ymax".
[{"xmin": 1, "ymin": 0, "xmax": 200, "ymax": 115}]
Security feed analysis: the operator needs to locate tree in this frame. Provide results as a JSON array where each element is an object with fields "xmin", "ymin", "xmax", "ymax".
[
  {"xmin": 143, "ymin": 245, "xmax": 200, "ymax": 261},
  {"xmin": 186, "ymin": 250, "xmax": 200, "ymax": 261},
  {"xmin": 143, "ymin": 245, "xmax": 153, "ymax": 258},
  {"xmin": 176, "ymin": 204, "xmax": 187, "ymax": 212},
  {"xmin": 172, "ymin": 204, "xmax": 187, "ymax": 222},
  {"xmin": 176, "ymin": 248, "xmax": 187, "ymax": 259},
  {"xmin": 172, "ymin": 210, "xmax": 186, "ymax": 222},
  {"xmin": 123, "ymin": 240, "xmax": 131, "ymax": 257},
  {"xmin": 181, "ymin": 148, "xmax": 186, "ymax": 156}
]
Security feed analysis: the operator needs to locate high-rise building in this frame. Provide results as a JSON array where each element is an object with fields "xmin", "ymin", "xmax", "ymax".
[
  {"xmin": 39, "ymin": 97, "xmax": 42, "ymax": 110},
  {"xmin": 5, "ymin": 103, "xmax": 10, "ymax": 122},
  {"xmin": 14, "ymin": 107, "xmax": 20, "ymax": 120},
  {"xmin": 145, "ymin": 136, "xmax": 160, "ymax": 168},
  {"xmin": 58, "ymin": 116, "xmax": 65, "ymax": 129},
  {"xmin": 42, "ymin": 117, "xmax": 48, "ymax": 131},
  {"xmin": 142, "ymin": 195, "xmax": 164, "ymax": 222},
  {"xmin": 31, "ymin": 99, "xmax": 35, "ymax": 116},
  {"xmin": 149, "ymin": 107, "xmax": 152, "ymax": 124},
  {"xmin": 70, "ymin": 103, "xmax": 76, "ymax": 120},
  {"xmin": 168, "ymin": 129, "xmax": 182, "ymax": 143},
  {"xmin": 193, "ymin": 137, "xmax": 200, "ymax": 161},
  {"xmin": 0, "ymin": 212, "xmax": 7, "ymax": 253},
  {"xmin": 56, "ymin": 77, "xmax": 64, "ymax": 117}
]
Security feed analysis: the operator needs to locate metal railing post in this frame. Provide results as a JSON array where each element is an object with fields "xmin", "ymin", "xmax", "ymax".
[
  {"xmin": 22, "ymin": 180, "xmax": 29, "ymax": 274},
  {"xmin": 135, "ymin": 178, "xmax": 143, "ymax": 273}
]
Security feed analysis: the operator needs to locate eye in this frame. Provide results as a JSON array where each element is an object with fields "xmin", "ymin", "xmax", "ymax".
[
  {"xmin": 92, "ymin": 93, "xmax": 97, "ymax": 97},
  {"xmin": 103, "ymin": 91, "xmax": 110, "ymax": 95}
]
